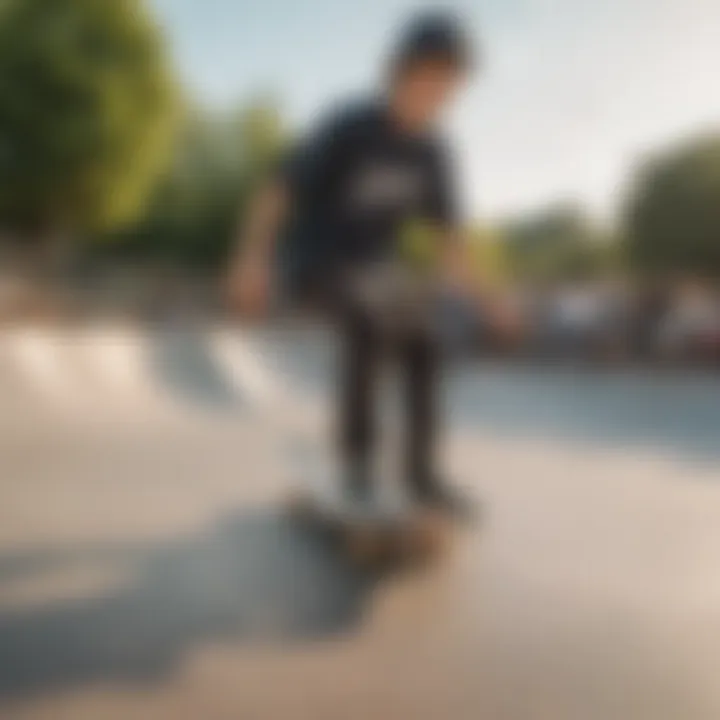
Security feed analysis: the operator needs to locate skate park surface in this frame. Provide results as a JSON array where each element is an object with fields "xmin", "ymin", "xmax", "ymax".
[{"xmin": 1, "ymin": 322, "xmax": 720, "ymax": 719}]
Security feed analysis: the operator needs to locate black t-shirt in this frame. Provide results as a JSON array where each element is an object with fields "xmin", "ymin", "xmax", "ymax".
[{"xmin": 278, "ymin": 98, "xmax": 458, "ymax": 292}]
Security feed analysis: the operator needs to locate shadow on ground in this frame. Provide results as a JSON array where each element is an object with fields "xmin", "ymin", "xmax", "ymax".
[
  {"xmin": 147, "ymin": 326, "xmax": 240, "ymax": 411},
  {"xmin": 0, "ymin": 510, "xmax": 378, "ymax": 702}
]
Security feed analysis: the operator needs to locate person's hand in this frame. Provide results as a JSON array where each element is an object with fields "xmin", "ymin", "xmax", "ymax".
[
  {"xmin": 484, "ymin": 294, "xmax": 524, "ymax": 345},
  {"xmin": 225, "ymin": 259, "xmax": 272, "ymax": 320}
]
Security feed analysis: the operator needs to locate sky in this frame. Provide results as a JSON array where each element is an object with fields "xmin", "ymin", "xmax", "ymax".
[{"xmin": 150, "ymin": 0, "xmax": 720, "ymax": 223}]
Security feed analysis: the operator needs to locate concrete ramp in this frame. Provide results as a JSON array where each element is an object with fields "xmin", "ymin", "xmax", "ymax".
[{"xmin": 0, "ymin": 325, "xmax": 288, "ymax": 428}]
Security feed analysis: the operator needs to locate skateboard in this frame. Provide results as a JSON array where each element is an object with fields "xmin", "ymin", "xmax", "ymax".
[{"xmin": 286, "ymin": 478, "xmax": 453, "ymax": 567}]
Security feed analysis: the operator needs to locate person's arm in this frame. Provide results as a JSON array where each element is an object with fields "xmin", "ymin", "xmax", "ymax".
[
  {"xmin": 236, "ymin": 179, "xmax": 289, "ymax": 268},
  {"xmin": 427, "ymin": 143, "xmax": 520, "ymax": 338},
  {"xmin": 441, "ymin": 229, "xmax": 520, "ymax": 340},
  {"xmin": 226, "ymin": 178, "xmax": 289, "ymax": 318},
  {"xmin": 440, "ymin": 230, "xmax": 480, "ymax": 292},
  {"xmin": 227, "ymin": 106, "xmax": 353, "ymax": 317},
  {"xmin": 425, "ymin": 143, "xmax": 480, "ymax": 292}
]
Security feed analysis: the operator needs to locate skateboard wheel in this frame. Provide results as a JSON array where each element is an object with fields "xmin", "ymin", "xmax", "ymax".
[
  {"xmin": 346, "ymin": 526, "xmax": 384, "ymax": 565},
  {"xmin": 399, "ymin": 512, "xmax": 447, "ymax": 563}
]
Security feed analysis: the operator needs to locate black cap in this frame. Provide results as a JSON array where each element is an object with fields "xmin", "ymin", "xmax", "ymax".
[{"xmin": 391, "ymin": 12, "xmax": 475, "ymax": 76}]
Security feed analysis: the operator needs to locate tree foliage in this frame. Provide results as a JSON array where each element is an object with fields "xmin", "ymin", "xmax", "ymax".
[
  {"xmin": 624, "ymin": 134, "xmax": 720, "ymax": 278},
  {"xmin": 467, "ymin": 225, "xmax": 510, "ymax": 285},
  {"xmin": 103, "ymin": 100, "xmax": 286, "ymax": 268},
  {"xmin": 503, "ymin": 203, "xmax": 615, "ymax": 282},
  {"xmin": 0, "ymin": 0, "xmax": 179, "ymax": 237}
]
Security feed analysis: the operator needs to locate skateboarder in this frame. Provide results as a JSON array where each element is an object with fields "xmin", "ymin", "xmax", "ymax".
[{"xmin": 229, "ymin": 12, "xmax": 489, "ymax": 516}]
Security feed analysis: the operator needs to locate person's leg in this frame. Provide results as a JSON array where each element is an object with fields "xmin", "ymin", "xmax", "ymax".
[
  {"xmin": 402, "ymin": 327, "xmax": 475, "ymax": 516},
  {"xmin": 402, "ymin": 329, "xmax": 441, "ymax": 497},
  {"xmin": 337, "ymin": 299, "xmax": 382, "ymax": 498}
]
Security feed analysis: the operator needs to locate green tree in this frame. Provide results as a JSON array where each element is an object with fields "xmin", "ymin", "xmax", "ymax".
[
  {"xmin": 104, "ymin": 99, "xmax": 286, "ymax": 269},
  {"xmin": 624, "ymin": 133, "xmax": 720, "ymax": 278},
  {"xmin": 503, "ymin": 203, "xmax": 613, "ymax": 281},
  {"xmin": 0, "ymin": 0, "xmax": 179, "ymax": 240},
  {"xmin": 467, "ymin": 225, "xmax": 510, "ymax": 286}
]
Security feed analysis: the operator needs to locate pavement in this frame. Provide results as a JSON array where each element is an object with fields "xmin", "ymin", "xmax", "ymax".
[{"xmin": 1, "ymin": 323, "xmax": 720, "ymax": 719}]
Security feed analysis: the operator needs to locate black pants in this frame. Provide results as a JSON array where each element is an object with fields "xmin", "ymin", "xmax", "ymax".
[{"xmin": 336, "ymin": 290, "xmax": 440, "ymax": 495}]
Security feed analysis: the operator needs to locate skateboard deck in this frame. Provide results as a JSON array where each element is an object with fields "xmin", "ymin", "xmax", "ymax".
[{"xmin": 287, "ymin": 477, "xmax": 453, "ymax": 566}]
